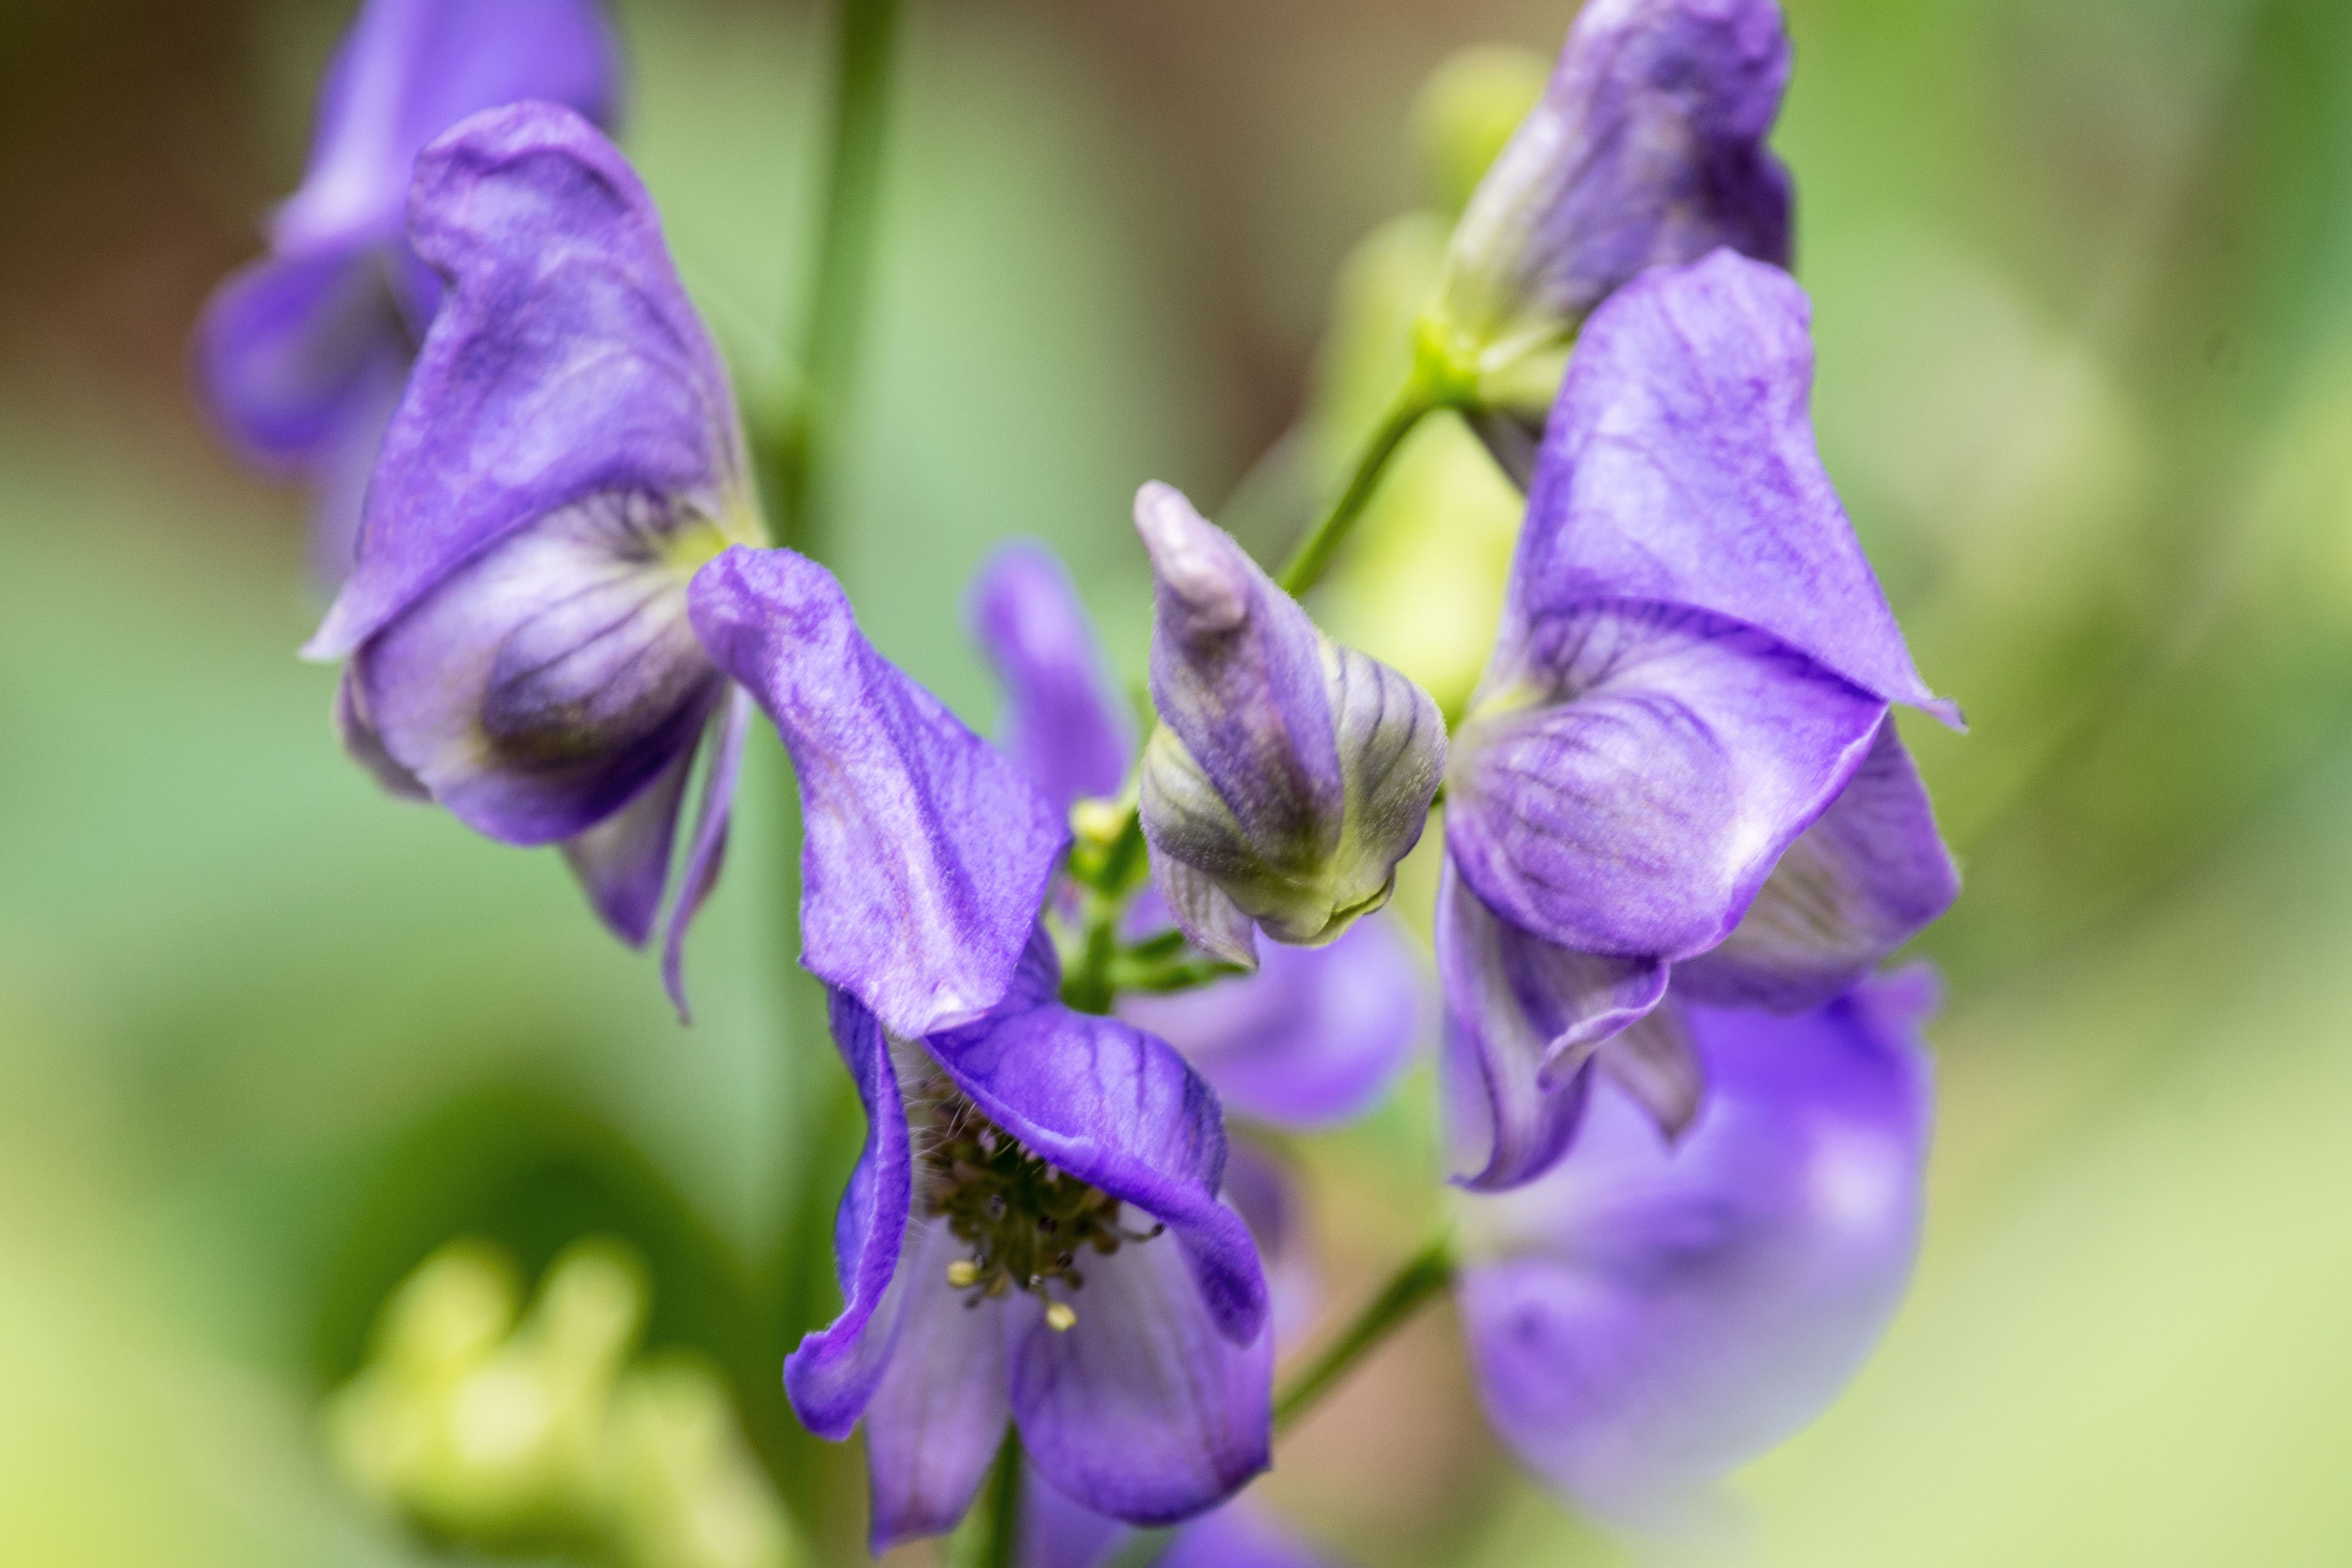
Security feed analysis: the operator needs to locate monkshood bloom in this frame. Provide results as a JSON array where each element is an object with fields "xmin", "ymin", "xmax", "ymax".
[
  {"xmin": 198, "ymin": 0, "xmax": 620, "ymax": 581},
  {"xmin": 776, "ymin": 956, "xmax": 1272, "ymax": 1551},
  {"xmin": 967, "ymin": 541, "xmax": 1426, "ymax": 1128},
  {"xmin": 1134, "ymin": 483, "xmax": 1447, "ymax": 969},
  {"xmin": 1440, "ymin": 250, "xmax": 1959, "ymax": 1189},
  {"xmin": 304, "ymin": 104, "xmax": 760, "ymax": 1012},
  {"xmin": 1425, "ymin": 0, "xmax": 1793, "ymax": 406},
  {"xmin": 1455, "ymin": 971, "xmax": 1934, "ymax": 1523}
]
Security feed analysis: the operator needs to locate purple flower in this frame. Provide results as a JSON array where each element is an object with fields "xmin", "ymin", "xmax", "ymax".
[
  {"xmin": 692, "ymin": 546, "xmax": 1071, "ymax": 1041},
  {"xmin": 780, "ymin": 939, "xmax": 1272, "ymax": 1552},
  {"xmin": 1454, "ymin": 970, "xmax": 1934, "ymax": 1523},
  {"xmin": 303, "ymin": 103, "xmax": 755, "ymax": 1013},
  {"xmin": 1440, "ymin": 251, "xmax": 1958, "ymax": 1189},
  {"xmin": 1134, "ymin": 483, "xmax": 1446, "ymax": 969},
  {"xmin": 964, "ymin": 541, "xmax": 1426, "ymax": 1129},
  {"xmin": 1428, "ymin": 0, "xmax": 1793, "ymax": 397},
  {"xmin": 197, "ymin": 0, "xmax": 621, "ymax": 581}
]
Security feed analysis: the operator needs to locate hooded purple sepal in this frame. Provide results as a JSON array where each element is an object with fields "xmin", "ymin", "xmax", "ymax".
[
  {"xmin": 690, "ymin": 546, "xmax": 1070, "ymax": 1041},
  {"xmin": 1454, "ymin": 969, "xmax": 1935, "ymax": 1523},
  {"xmin": 195, "ymin": 0, "xmax": 621, "ymax": 576},
  {"xmin": 1429, "ymin": 0, "xmax": 1793, "ymax": 389},
  {"xmin": 969, "ymin": 543, "xmax": 1137, "ymax": 816},
  {"xmin": 1134, "ymin": 483, "xmax": 1444, "ymax": 964},
  {"xmin": 782, "ymin": 941, "xmax": 1272, "ymax": 1549}
]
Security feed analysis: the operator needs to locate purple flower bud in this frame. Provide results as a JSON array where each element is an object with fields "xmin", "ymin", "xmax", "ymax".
[
  {"xmin": 1441, "ymin": 252, "xmax": 1957, "ymax": 1188},
  {"xmin": 1427, "ymin": 0, "xmax": 1793, "ymax": 394},
  {"xmin": 967, "ymin": 542, "xmax": 1135, "ymax": 817},
  {"xmin": 196, "ymin": 0, "xmax": 621, "ymax": 582},
  {"xmin": 305, "ymin": 104, "xmax": 754, "ymax": 1013},
  {"xmin": 1134, "ymin": 483, "xmax": 1445, "ymax": 967},
  {"xmin": 690, "ymin": 546, "xmax": 1070, "ymax": 1042},
  {"xmin": 1455, "ymin": 972, "xmax": 1934, "ymax": 1524},
  {"xmin": 783, "ymin": 933, "xmax": 1272, "ymax": 1553}
]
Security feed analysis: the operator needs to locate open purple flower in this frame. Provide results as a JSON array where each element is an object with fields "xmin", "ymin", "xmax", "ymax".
[
  {"xmin": 1427, "ymin": 0, "xmax": 1792, "ymax": 401},
  {"xmin": 966, "ymin": 541, "xmax": 1425, "ymax": 1128},
  {"xmin": 303, "ymin": 103, "xmax": 758, "ymax": 1012},
  {"xmin": 780, "ymin": 938, "xmax": 1272, "ymax": 1552},
  {"xmin": 1134, "ymin": 484, "xmax": 1446, "ymax": 969},
  {"xmin": 693, "ymin": 546, "xmax": 1071, "ymax": 1041},
  {"xmin": 197, "ymin": 0, "xmax": 621, "ymax": 581},
  {"xmin": 1454, "ymin": 970, "xmax": 1934, "ymax": 1523},
  {"xmin": 1440, "ymin": 250, "xmax": 1958, "ymax": 1189}
]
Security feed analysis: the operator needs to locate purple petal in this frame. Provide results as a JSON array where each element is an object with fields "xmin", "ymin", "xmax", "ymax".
[
  {"xmin": 1438, "ymin": 0, "xmax": 1791, "ymax": 356},
  {"xmin": 1677, "ymin": 719, "xmax": 1959, "ymax": 1012},
  {"xmin": 1137, "ymin": 483, "xmax": 1444, "ymax": 948},
  {"xmin": 333, "ymin": 664, "xmax": 427, "ymax": 801},
  {"xmin": 308, "ymin": 103, "xmax": 750, "ymax": 663},
  {"xmin": 1005, "ymin": 1227, "xmax": 1273, "ymax": 1526},
  {"xmin": 1596, "ymin": 1006, "xmax": 1706, "ymax": 1141},
  {"xmin": 195, "ymin": 247, "xmax": 410, "ymax": 468},
  {"xmin": 968, "ymin": 542, "xmax": 1135, "ymax": 813},
  {"xmin": 1506, "ymin": 252, "xmax": 1957, "ymax": 725},
  {"xmin": 1160, "ymin": 1500, "xmax": 1347, "ymax": 1568},
  {"xmin": 863, "ymin": 1220, "xmax": 1013, "ymax": 1553},
  {"xmin": 1450, "ymin": 601, "xmax": 1885, "ymax": 963},
  {"xmin": 1437, "ymin": 855, "xmax": 1662, "ymax": 1190},
  {"xmin": 1021, "ymin": 1471, "xmax": 1132, "ymax": 1568},
  {"xmin": 783, "ymin": 990, "xmax": 915, "ymax": 1442},
  {"xmin": 662, "ymin": 685, "xmax": 752, "ymax": 1019},
  {"xmin": 1119, "ymin": 915, "xmax": 1427, "ymax": 1129},
  {"xmin": 1219, "ymin": 1138, "xmax": 1318, "ymax": 1347},
  {"xmin": 559, "ymin": 739, "xmax": 694, "ymax": 946},
  {"xmin": 690, "ymin": 547, "xmax": 1070, "ymax": 1040},
  {"xmin": 926, "ymin": 984, "xmax": 1268, "ymax": 1344},
  {"xmin": 304, "ymin": 345, "xmax": 412, "ymax": 587},
  {"xmin": 272, "ymin": 0, "xmax": 621, "ymax": 260},
  {"xmin": 347, "ymin": 489, "xmax": 725, "ymax": 844},
  {"xmin": 1455, "ymin": 970, "xmax": 1934, "ymax": 1520}
]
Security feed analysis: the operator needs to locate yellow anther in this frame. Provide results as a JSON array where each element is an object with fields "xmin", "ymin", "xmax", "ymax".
[
  {"xmin": 947, "ymin": 1259, "xmax": 980, "ymax": 1290},
  {"xmin": 1043, "ymin": 1301, "xmax": 1078, "ymax": 1333},
  {"xmin": 1070, "ymin": 797, "xmax": 1127, "ymax": 846}
]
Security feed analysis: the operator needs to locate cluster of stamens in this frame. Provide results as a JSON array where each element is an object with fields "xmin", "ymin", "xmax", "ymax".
[{"xmin": 912, "ymin": 1085, "xmax": 1163, "ymax": 1333}]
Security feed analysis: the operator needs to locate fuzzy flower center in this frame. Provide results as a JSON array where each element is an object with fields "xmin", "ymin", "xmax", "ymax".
[{"xmin": 912, "ymin": 1090, "xmax": 1162, "ymax": 1331}]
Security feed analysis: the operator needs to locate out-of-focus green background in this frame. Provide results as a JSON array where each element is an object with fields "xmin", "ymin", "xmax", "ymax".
[{"xmin": 6, "ymin": 0, "xmax": 2352, "ymax": 1563}]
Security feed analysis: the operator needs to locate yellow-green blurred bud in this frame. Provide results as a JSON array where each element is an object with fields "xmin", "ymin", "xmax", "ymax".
[
  {"xmin": 1413, "ymin": 45, "xmax": 1551, "ymax": 218},
  {"xmin": 605, "ymin": 1358, "xmax": 801, "ymax": 1568}
]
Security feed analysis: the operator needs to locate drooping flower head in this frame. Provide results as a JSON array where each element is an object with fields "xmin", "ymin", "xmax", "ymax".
[
  {"xmin": 966, "ymin": 540, "xmax": 1427, "ymax": 1129},
  {"xmin": 1454, "ymin": 970, "xmax": 1935, "ymax": 1523},
  {"xmin": 1425, "ymin": 0, "xmax": 1793, "ymax": 405},
  {"xmin": 1440, "ymin": 250, "xmax": 1959, "ymax": 1189},
  {"xmin": 305, "ymin": 103, "xmax": 758, "ymax": 1011},
  {"xmin": 1134, "ymin": 484, "xmax": 1447, "ymax": 969},
  {"xmin": 198, "ymin": 0, "xmax": 621, "ymax": 580},
  {"xmin": 780, "ymin": 953, "xmax": 1272, "ymax": 1552}
]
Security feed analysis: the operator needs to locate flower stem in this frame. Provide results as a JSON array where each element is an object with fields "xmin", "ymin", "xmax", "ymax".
[
  {"xmin": 1272, "ymin": 1234, "xmax": 1455, "ymax": 1434},
  {"xmin": 774, "ymin": 0, "xmax": 904, "ymax": 556},
  {"xmin": 1273, "ymin": 384, "xmax": 1437, "ymax": 599},
  {"xmin": 963, "ymin": 1428, "xmax": 1025, "ymax": 1568}
]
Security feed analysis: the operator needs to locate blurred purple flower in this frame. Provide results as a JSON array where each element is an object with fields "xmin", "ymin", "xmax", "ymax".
[
  {"xmin": 1455, "ymin": 970, "xmax": 1935, "ymax": 1523},
  {"xmin": 693, "ymin": 546, "xmax": 1070, "ymax": 1041},
  {"xmin": 782, "ymin": 940, "xmax": 1272, "ymax": 1552},
  {"xmin": 304, "ymin": 104, "xmax": 754, "ymax": 1012},
  {"xmin": 1431, "ymin": 0, "xmax": 1793, "ymax": 391},
  {"xmin": 1134, "ymin": 483, "xmax": 1446, "ymax": 968},
  {"xmin": 1440, "ymin": 251, "xmax": 1959, "ymax": 1189},
  {"xmin": 197, "ymin": 0, "xmax": 621, "ymax": 582},
  {"xmin": 966, "ymin": 541, "xmax": 1426, "ymax": 1128}
]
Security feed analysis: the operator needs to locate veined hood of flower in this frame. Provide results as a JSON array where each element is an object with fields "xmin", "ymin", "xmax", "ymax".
[{"xmin": 900, "ymin": 1051, "xmax": 1163, "ymax": 1330}]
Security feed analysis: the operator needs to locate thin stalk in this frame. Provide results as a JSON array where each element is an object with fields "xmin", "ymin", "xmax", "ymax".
[
  {"xmin": 1274, "ymin": 384, "xmax": 1436, "ymax": 598},
  {"xmin": 963, "ymin": 1428, "xmax": 1025, "ymax": 1568},
  {"xmin": 774, "ymin": 0, "xmax": 904, "ymax": 554},
  {"xmin": 1272, "ymin": 1235, "xmax": 1454, "ymax": 1434}
]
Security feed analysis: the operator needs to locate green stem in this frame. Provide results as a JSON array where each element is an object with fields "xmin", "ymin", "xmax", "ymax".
[
  {"xmin": 963, "ymin": 1428, "xmax": 1025, "ymax": 1568},
  {"xmin": 774, "ymin": 0, "xmax": 904, "ymax": 553},
  {"xmin": 1274, "ymin": 384, "xmax": 1437, "ymax": 599},
  {"xmin": 1272, "ymin": 1235, "xmax": 1454, "ymax": 1434}
]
